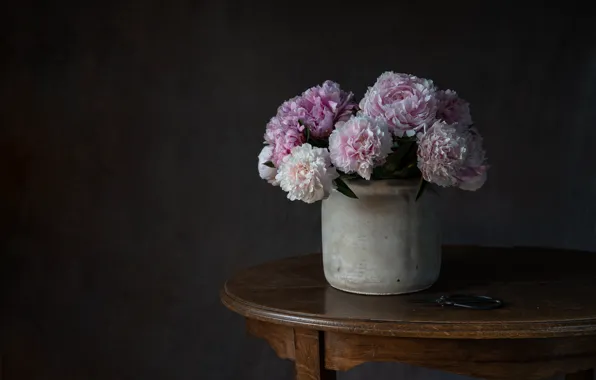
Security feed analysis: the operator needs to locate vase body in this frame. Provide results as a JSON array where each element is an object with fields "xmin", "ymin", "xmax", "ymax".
[{"xmin": 321, "ymin": 178, "xmax": 441, "ymax": 295}]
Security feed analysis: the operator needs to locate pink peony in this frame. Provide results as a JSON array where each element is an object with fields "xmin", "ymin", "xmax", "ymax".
[
  {"xmin": 417, "ymin": 121, "xmax": 488, "ymax": 190},
  {"xmin": 329, "ymin": 115, "xmax": 393, "ymax": 180},
  {"xmin": 264, "ymin": 116, "xmax": 306, "ymax": 167},
  {"xmin": 263, "ymin": 80, "xmax": 356, "ymax": 166},
  {"xmin": 437, "ymin": 89, "xmax": 473, "ymax": 126},
  {"xmin": 277, "ymin": 80, "xmax": 357, "ymax": 139},
  {"xmin": 359, "ymin": 72, "xmax": 438, "ymax": 137}
]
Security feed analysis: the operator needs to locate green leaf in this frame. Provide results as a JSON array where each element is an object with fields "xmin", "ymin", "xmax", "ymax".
[
  {"xmin": 263, "ymin": 161, "xmax": 275, "ymax": 168},
  {"xmin": 392, "ymin": 164, "xmax": 420, "ymax": 179},
  {"xmin": 302, "ymin": 122, "xmax": 310, "ymax": 142},
  {"xmin": 309, "ymin": 138, "xmax": 328, "ymax": 148},
  {"xmin": 415, "ymin": 178, "xmax": 428, "ymax": 201},
  {"xmin": 371, "ymin": 166, "xmax": 392, "ymax": 180},
  {"xmin": 384, "ymin": 141, "xmax": 414, "ymax": 172},
  {"xmin": 334, "ymin": 178, "xmax": 358, "ymax": 199},
  {"xmin": 300, "ymin": 122, "xmax": 328, "ymax": 148}
]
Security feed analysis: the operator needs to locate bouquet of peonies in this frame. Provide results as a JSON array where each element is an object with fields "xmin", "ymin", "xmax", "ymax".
[{"xmin": 257, "ymin": 72, "xmax": 488, "ymax": 203}]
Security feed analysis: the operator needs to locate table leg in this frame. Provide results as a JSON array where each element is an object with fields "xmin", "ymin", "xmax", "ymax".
[
  {"xmin": 293, "ymin": 328, "xmax": 336, "ymax": 380},
  {"xmin": 566, "ymin": 369, "xmax": 594, "ymax": 380}
]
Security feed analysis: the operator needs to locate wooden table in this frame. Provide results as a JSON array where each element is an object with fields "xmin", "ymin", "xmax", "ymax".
[{"xmin": 221, "ymin": 246, "xmax": 596, "ymax": 380}]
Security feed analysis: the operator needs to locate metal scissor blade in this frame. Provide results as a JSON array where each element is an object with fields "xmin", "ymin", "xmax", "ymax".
[{"xmin": 410, "ymin": 294, "xmax": 503, "ymax": 310}]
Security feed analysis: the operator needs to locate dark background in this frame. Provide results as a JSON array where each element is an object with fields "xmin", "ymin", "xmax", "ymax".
[{"xmin": 1, "ymin": 1, "xmax": 596, "ymax": 379}]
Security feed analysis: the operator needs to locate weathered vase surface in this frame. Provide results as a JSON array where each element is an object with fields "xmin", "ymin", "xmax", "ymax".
[{"xmin": 321, "ymin": 178, "xmax": 441, "ymax": 295}]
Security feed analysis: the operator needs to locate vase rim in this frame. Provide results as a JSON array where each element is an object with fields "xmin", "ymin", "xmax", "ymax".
[
  {"xmin": 340, "ymin": 177, "xmax": 422, "ymax": 195},
  {"xmin": 344, "ymin": 177, "xmax": 421, "ymax": 185}
]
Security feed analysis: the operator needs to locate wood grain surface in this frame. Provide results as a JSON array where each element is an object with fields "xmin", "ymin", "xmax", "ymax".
[
  {"xmin": 222, "ymin": 246, "xmax": 596, "ymax": 339},
  {"xmin": 325, "ymin": 332, "xmax": 596, "ymax": 379},
  {"xmin": 293, "ymin": 329, "xmax": 336, "ymax": 380},
  {"xmin": 222, "ymin": 246, "xmax": 596, "ymax": 379}
]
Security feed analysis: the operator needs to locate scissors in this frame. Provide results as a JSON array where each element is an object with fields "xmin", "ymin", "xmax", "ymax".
[{"xmin": 413, "ymin": 294, "xmax": 503, "ymax": 310}]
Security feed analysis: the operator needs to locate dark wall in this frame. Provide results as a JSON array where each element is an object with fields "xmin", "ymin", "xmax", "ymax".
[{"xmin": 1, "ymin": 1, "xmax": 595, "ymax": 379}]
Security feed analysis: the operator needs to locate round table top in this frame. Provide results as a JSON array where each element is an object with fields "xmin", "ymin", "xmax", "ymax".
[{"xmin": 221, "ymin": 246, "xmax": 596, "ymax": 339}]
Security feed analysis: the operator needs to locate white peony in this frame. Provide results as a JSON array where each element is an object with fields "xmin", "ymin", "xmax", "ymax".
[
  {"xmin": 257, "ymin": 145, "xmax": 279, "ymax": 185},
  {"xmin": 275, "ymin": 143, "xmax": 338, "ymax": 203}
]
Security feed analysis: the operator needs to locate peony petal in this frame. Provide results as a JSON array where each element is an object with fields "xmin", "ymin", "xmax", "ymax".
[{"xmin": 459, "ymin": 171, "xmax": 487, "ymax": 191}]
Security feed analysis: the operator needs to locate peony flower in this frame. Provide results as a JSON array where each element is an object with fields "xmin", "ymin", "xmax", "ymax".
[
  {"xmin": 437, "ymin": 89, "xmax": 473, "ymax": 126},
  {"xmin": 458, "ymin": 169, "xmax": 487, "ymax": 191},
  {"xmin": 264, "ymin": 116, "xmax": 306, "ymax": 167},
  {"xmin": 275, "ymin": 143, "xmax": 338, "ymax": 203},
  {"xmin": 454, "ymin": 126, "xmax": 488, "ymax": 191},
  {"xmin": 328, "ymin": 115, "xmax": 393, "ymax": 180},
  {"xmin": 359, "ymin": 72, "xmax": 438, "ymax": 137},
  {"xmin": 263, "ymin": 81, "xmax": 356, "ymax": 166},
  {"xmin": 276, "ymin": 80, "xmax": 357, "ymax": 139},
  {"xmin": 257, "ymin": 145, "xmax": 279, "ymax": 185},
  {"xmin": 417, "ymin": 120, "xmax": 488, "ymax": 190}
]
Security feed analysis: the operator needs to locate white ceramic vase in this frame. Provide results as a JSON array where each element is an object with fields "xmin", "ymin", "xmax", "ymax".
[{"xmin": 321, "ymin": 178, "xmax": 441, "ymax": 295}]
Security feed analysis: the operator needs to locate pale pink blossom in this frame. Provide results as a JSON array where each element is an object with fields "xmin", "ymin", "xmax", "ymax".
[
  {"xmin": 257, "ymin": 145, "xmax": 278, "ymax": 185},
  {"xmin": 329, "ymin": 115, "xmax": 392, "ymax": 180},
  {"xmin": 359, "ymin": 72, "xmax": 438, "ymax": 137},
  {"xmin": 417, "ymin": 121, "xmax": 488, "ymax": 190},
  {"xmin": 263, "ymin": 81, "xmax": 356, "ymax": 166},
  {"xmin": 437, "ymin": 89, "xmax": 473, "ymax": 126},
  {"xmin": 264, "ymin": 116, "xmax": 306, "ymax": 167},
  {"xmin": 275, "ymin": 144, "xmax": 338, "ymax": 203},
  {"xmin": 277, "ymin": 80, "xmax": 357, "ymax": 139}
]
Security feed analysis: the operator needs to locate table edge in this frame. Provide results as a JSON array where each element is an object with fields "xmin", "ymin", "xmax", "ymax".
[{"xmin": 221, "ymin": 286, "xmax": 596, "ymax": 339}]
